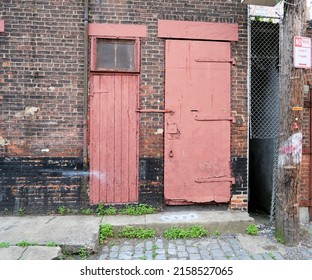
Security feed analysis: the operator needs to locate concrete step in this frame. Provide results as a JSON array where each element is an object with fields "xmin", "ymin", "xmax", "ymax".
[{"xmin": 101, "ymin": 210, "xmax": 255, "ymax": 234}]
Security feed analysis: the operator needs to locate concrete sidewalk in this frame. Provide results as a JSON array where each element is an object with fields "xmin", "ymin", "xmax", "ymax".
[{"xmin": 0, "ymin": 209, "xmax": 254, "ymax": 260}]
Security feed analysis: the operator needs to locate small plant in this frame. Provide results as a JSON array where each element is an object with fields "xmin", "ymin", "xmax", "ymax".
[
  {"xmin": 96, "ymin": 203, "xmax": 117, "ymax": 216},
  {"xmin": 0, "ymin": 242, "xmax": 10, "ymax": 248},
  {"xmin": 118, "ymin": 226, "xmax": 156, "ymax": 239},
  {"xmin": 152, "ymin": 244, "xmax": 159, "ymax": 250},
  {"xmin": 79, "ymin": 247, "xmax": 89, "ymax": 260},
  {"xmin": 16, "ymin": 241, "xmax": 38, "ymax": 247},
  {"xmin": 152, "ymin": 252, "xmax": 158, "ymax": 259},
  {"xmin": 17, "ymin": 208, "xmax": 25, "ymax": 216},
  {"xmin": 47, "ymin": 242, "xmax": 57, "ymax": 247},
  {"xmin": 164, "ymin": 225, "xmax": 209, "ymax": 239},
  {"xmin": 81, "ymin": 208, "xmax": 94, "ymax": 215},
  {"xmin": 139, "ymin": 256, "xmax": 147, "ymax": 260},
  {"xmin": 276, "ymin": 237, "xmax": 285, "ymax": 244},
  {"xmin": 246, "ymin": 224, "xmax": 259, "ymax": 236},
  {"xmin": 58, "ymin": 206, "xmax": 71, "ymax": 215},
  {"xmin": 99, "ymin": 224, "xmax": 114, "ymax": 244},
  {"xmin": 214, "ymin": 230, "xmax": 221, "ymax": 237},
  {"xmin": 268, "ymin": 252, "xmax": 276, "ymax": 260},
  {"xmin": 120, "ymin": 204, "xmax": 156, "ymax": 216},
  {"xmin": 3, "ymin": 208, "xmax": 9, "ymax": 215}
]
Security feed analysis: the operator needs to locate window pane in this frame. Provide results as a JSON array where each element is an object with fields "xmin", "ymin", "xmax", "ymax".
[
  {"xmin": 116, "ymin": 41, "xmax": 135, "ymax": 70},
  {"xmin": 96, "ymin": 39, "xmax": 136, "ymax": 71},
  {"xmin": 97, "ymin": 39, "xmax": 115, "ymax": 69}
]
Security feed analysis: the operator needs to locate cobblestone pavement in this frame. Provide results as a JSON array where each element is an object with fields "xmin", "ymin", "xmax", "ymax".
[{"xmin": 97, "ymin": 224, "xmax": 312, "ymax": 260}]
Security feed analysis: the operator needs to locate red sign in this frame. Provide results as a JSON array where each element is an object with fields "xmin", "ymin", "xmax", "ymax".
[{"xmin": 294, "ymin": 36, "xmax": 311, "ymax": 69}]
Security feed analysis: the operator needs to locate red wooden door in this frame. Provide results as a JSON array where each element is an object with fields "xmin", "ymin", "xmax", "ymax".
[
  {"xmin": 89, "ymin": 74, "xmax": 138, "ymax": 204},
  {"xmin": 164, "ymin": 40, "xmax": 233, "ymax": 204}
]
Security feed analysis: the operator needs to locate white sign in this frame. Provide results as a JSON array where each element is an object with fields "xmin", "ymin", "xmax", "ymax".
[{"xmin": 294, "ymin": 36, "xmax": 311, "ymax": 69}]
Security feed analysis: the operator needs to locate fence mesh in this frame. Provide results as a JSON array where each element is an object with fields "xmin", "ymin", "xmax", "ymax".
[
  {"xmin": 250, "ymin": 18, "xmax": 280, "ymax": 139},
  {"xmin": 249, "ymin": 17, "xmax": 282, "ymax": 222}
]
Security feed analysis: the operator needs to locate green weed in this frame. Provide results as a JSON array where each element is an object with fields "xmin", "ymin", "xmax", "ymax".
[
  {"xmin": 58, "ymin": 206, "xmax": 71, "ymax": 215},
  {"xmin": 120, "ymin": 204, "xmax": 156, "ymax": 216},
  {"xmin": 268, "ymin": 252, "xmax": 276, "ymax": 260},
  {"xmin": 3, "ymin": 208, "xmax": 9, "ymax": 215},
  {"xmin": 96, "ymin": 203, "xmax": 117, "ymax": 216},
  {"xmin": 99, "ymin": 224, "xmax": 114, "ymax": 244},
  {"xmin": 16, "ymin": 241, "xmax": 38, "ymax": 247},
  {"xmin": 81, "ymin": 208, "xmax": 94, "ymax": 215},
  {"xmin": 164, "ymin": 225, "xmax": 209, "ymax": 239},
  {"xmin": 47, "ymin": 242, "xmax": 58, "ymax": 247},
  {"xmin": 152, "ymin": 252, "xmax": 158, "ymax": 259},
  {"xmin": 118, "ymin": 226, "xmax": 156, "ymax": 239},
  {"xmin": 246, "ymin": 224, "xmax": 259, "ymax": 236},
  {"xmin": 17, "ymin": 208, "xmax": 25, "ymax": 216},
  {"xmin": 214, "ymin": 230, "xmax": 221, "ymax": 237},
  {"xmin": 0, "ymin": 242, "xmax": 10, "ymax": 248},
  {"xmin": 79, "ymin": 247, "xmax": 89, "ymax": 260}
]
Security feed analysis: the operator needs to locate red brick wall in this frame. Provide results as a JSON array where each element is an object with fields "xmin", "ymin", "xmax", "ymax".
[{"xmin": 301, "ymin": 27, "xmax": 312, "ymax": 209}]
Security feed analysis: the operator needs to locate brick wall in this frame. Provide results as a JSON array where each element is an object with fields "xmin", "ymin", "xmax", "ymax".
[
  {"xmin": 0, "ymin": 0, "xmax": 86, "ymax": 213},
  {"xmin": 1, "ymin": 0, "xmax": 248, "ymax": 213},
  {"xmin": 302, "ymin": 35, "xmax": 312, "ymax": 210},
  {"xmin": 0, "ymin": 0, "xmax": 84, "ymax": 157},
  {"xmin": 300, "ymin": 27, "xmax": 312, "ymax": 213}
]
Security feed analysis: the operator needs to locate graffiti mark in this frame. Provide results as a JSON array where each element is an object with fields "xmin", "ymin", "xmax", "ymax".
[{"xmin": 278, "ymin": 132, "xmax": 302, "ymax": 167}]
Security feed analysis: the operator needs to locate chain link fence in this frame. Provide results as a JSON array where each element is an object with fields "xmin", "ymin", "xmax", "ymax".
[
  {"xmin": 250, "ymin": 17, "xmax": 280, "ymax": 139},
  {"xmin": 249, "ymin": 16, "xmax": 282, "ymax": 221}
]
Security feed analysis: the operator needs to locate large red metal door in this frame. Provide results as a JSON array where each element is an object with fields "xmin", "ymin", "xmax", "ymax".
[
  {"xmin": 89, "ymin": 74, "xmax": 138, "ymax": 204},
  {"xmin": 164, "ymin": 40, "xmax": 233, "ymax": 204}
]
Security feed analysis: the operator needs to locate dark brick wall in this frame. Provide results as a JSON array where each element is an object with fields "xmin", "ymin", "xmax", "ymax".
[
  {"xmin": 0, "ymin": 0, "xmax": 84, "ymax": 157},
  {"xmin": 139, "ymin": 158, "xmax": 164, "ymax": 209},
  {"xmin": 0, "ymin": 157, "xmax": 86, "ymax": 214}
]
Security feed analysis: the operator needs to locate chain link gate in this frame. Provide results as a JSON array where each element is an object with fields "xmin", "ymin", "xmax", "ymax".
[{"xmin": 249, "ymin": 16, "xmax": 282, "ymax": 222}]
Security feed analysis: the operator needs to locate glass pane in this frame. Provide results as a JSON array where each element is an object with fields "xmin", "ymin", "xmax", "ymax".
[
  {"xmin": 97, "ymin": 39, "xmax": 115, "ymax": 69},
  {"xmin": 116, "ymin": 41, "xmax": 135, "ymax": 70}
]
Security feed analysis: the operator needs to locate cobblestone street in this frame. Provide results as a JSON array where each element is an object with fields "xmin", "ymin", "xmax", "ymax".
[{"xmin": 97, "ymin": 224, "xmax": 312, "ymax": 260}]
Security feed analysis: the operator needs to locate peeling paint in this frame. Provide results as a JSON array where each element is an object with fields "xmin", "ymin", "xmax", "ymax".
[
  {"xmin": 48, "ymin": 86, "xmax": 56, "ymax": 92},
  {"xmin": 25, "ymin": 106, "xmax": 39, "ymax": 116},
  {"xmin": 154, "ymin": 128, "xmax": 164, "ymax": 135},
  {"xmin": 0, "ymin": 136, "xmax": 10, "ymax": 146},
  {"xmin": 41, "ymin": 148, "xmax": 50, "ymax": 153}
]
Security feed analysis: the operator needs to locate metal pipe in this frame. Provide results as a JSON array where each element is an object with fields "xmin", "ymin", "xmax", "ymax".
[
  {"xmin": 81, "ymin": 0, "xmax": 89, "ymax": 208},
  {"xmin": 83, "ymin": 0, "xmax": 89, "ymax": 169},
  {"xmin": 309, "ymin": 85, "xmax": 312, "ymax": 219}
]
